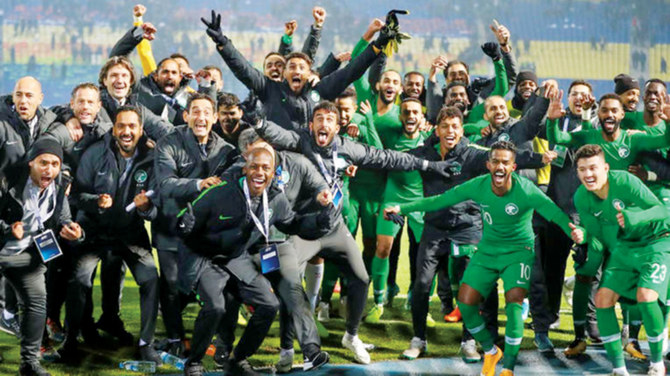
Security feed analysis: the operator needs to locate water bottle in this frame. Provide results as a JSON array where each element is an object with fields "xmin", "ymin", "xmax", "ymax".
[
  {"xmin": 159, "ymin": 351, "xmax": 185, "ymax": 370},
  {"xmin": 119, "ymin": 360, "xmax": 156, "ymax": 373}
]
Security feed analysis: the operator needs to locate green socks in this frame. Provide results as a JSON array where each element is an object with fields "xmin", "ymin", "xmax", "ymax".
[
  {"xmin": 638, "ymin": 301, "xmax": 666, "ymax": 362},
  {"xmin": 503, "ymin": 303, "xmax": 523, "ymax": 370},
  {"xmin": 320, "ymin": 262, "xmax": 340, "ymax": 304},
  {"xmin": 596, "ymin": 307, "xmax": 625, "ymax": 369},
  {"xmin": 458, "ymin": 301, "xmax": 494, "ymax": 352},
  {"xmin": 572, "ymin": 279, "xmax": 590, "ymax": 339},
  {"xmin": 371, "ymin": 256, "xmax": 390, "ymax": 305}
]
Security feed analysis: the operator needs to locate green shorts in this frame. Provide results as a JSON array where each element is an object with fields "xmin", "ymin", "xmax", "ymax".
[
  {"xmin": 600, "ymin": 238, "xmax": 670, "ymax": 305},
  {"xmin": 347, "ymin": 185, "xmax": 381, "ymax": 238},
  {"xmin": 375, "ymin": 209, "xmax": 424, "ymax": 242},
  {"xmin": 461, "ymin": 247, "xmax": 535, "ymax": 297}
]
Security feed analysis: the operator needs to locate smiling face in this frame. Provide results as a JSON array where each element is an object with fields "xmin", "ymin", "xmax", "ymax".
[
  {"xmin": 436, "ymin": 115, "xmax": 463, "ymax": 150},
  {"xmin": 155, "ymin": 60, "xmax": 181, "ymax": 96},
  {"xmin": 184, "ymin": 98, "xmax": 217, "ymax": 143},
  {"xmin": 446, "ymin": 63, "xmax": 469, "ymax": 85},
  {"xmin": 517, "ymin": 80, "xmax": 537, "ymax": 101},
  {"xmin": 70, "ymin": 87, "xmax": 101, "ymax": 125},
  {"xmin": 598, "ymin": 98, "xmax": 624, "ymax": 136},
  {"xmin": 284, "ymin": 57, "xmax": 310, "ymax": 93},
  {"xmin": 620, "ymin": 88, "xmax": 640, "ymax": 112},
  {"xmin": 335, "ymin": 96, "xmax": 357, "ymax": 127},
  {"xmin": 12, "ymin": 77, "xmax": 44, "ymax": 122},
  {"xmin": 113, "ymin": 110, "xmax": 142, "ymax": 156},
  {"xmin": 445, "ymin": 85, "xmax": 470, "ymax": 112},
  {"xmin": 243, "ymin": 149, "xmax": 275, "ymax": 197},
  {"xmin": 577, "ymin": 154, "xmax": 609, "ymax": 192},
  {"xmin": 309, "ymin": 108, "xmax": 340, "ymax": 147},
  {"xmin": 376, "ymin": 71, "xmax": 402, "ymax": 105},
  {"xmin": 29, "ymin": 153, "xmax": 61, "ymax": 190},
  {"xmin": 484, "ymin": 96, "xmax": 509, "ymax": 129},
  {"xmin": 643, "ymin": 82, "xmax": 666, "ymax": 114},
  {"xmin": 568, "ymin": 84, "xmax": 591, "ymax": 115},
  {"xmin": 218, "ymin": 105, "xmax": 243, "ymax": 133},
  {"xmin": 103, "ymin": 64, "xmax": 133, "ymax": 100},
  {"xmin": 264, "ymin": 54, "xmax": 285, "ymax": 82},
  {"xmin": 403, "ymin": 73, "xmax": 424, "ymax": 99},
  {"xmin": 400, "ymin": 101, "xmax": 423, "ymax": 136},
  {"xmin": 487, "ymin": 149, "xmax": 516, "ymax": 189}
]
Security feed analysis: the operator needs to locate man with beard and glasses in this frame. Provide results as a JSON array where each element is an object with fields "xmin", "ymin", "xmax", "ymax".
[
  {"xmin": 614, "ymin": 74, "xmax": 640, "ymax": 114},
  {"xmin": 214, "ymin": 93, "xmax": 249, "ymax": 146},
  {"xmin": 59, "ymin": 106, "xmax": 160, "ymax": 365},
  {"xmin": 571, "ymin": 144, "xmax": 670, "ymax": 376},
  {"xmin": 175, "ymin": 147, "xmax": 334, "ymax": 376},
  {"xmin": 384, "ymin": 140, "xmax": 582, "ymax": 376},
  {"xmin": 252, "ymin": 101, "xmax": 452, "ymax": 364},
  {"xmin": 0, "ymin": 139, "xmax": 83, "ymax": 376},
  {"xmin": 204, "ymin": 10, "xmax": 394, "ymax": 132}
]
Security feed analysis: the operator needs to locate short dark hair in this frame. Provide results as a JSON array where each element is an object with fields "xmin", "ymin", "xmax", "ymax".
[
  {"xmin": 203, "ymin": 65, "xmax": 223, "ymax": 77},
  {"xmin": 264, "ymin": 51, "xmax": 285, "ymax": 62},
  {"xmin": 312, "ymin": 101, "xmax": 339, "ymax": 123},
  {"xmin": 568, "ymin": 80, "xmax": 592, "ymax": 94},
  {"xmin": 598, "ymin": 93, "xmax": 623, "ymax": 106},
  {"xmin": 285, "ymin": 51, "xmax": 313, "ymax": 66},
  {"xmin": 443, "ymin": 61, "xmax": 469, "ymax": 79},
  {"xmin": 380, "ymin": 69, "xmax": 402, "ymax": 82},
  {"xmin": 217, "ymin": 93, "xmax": 240, "ymax": 109},
  {"xmin": 237, "ymin": 128, "xmax": 261, "ymax": 152},
  {"xmin": 404, "ymin": 71, "xmax": 424, "ymax": 81},
  {"xmin": 574, "ymin": 144, "xmax": 604, "ymax": 163},
  {"xmin": 401, "ymin": 97, "xmax": 423, "ymax": 109},
  {"xmin": 186, "ymin": 93, "xmax": 216, "ymax": 112},
  {"xmin": 169, "ymin": 53, "xmax": 190, "ymax": 65},
  {"xmin": 436, "ymin": 106, "xmax": 464, "ymax": 125},
  {"xmin": 445, "ymin": 81, "xmax": 467, "ymax": 94},
  {"xmin": 489, "ymin": 140, "xmax": 517, "ymax": 158},
  {"xmin": 99, "ymin": 56, "xmax": 136, "ymax": 88},
  {"xmin": 156, "ymin": 58, "xmax": 180, "ymax": 72},
  {"xmin": 337, "ymin": 87, "xmax": 357, "ymax": 101},
  {"xmin": 71, "ymin": 82, "xmax": 100, "ymax": 100},
  {"xmin": 115, "ymin": 105, "xmax": 142, "ymax": 124},
  {"xmin": 645, "ymin": 78, "xmax": 667, "ymax": 89}
]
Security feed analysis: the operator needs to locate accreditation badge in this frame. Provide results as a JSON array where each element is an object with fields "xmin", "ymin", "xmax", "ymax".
[
  {"xmin": 260, "ymin": 244, "xmax": 280, "ymax": 274},
  {"xmin": 33, "ymin": 229, "xmax": 63, "ymax": 263},
  {"xmin": 552, "ymin": 145, "xmax": 568, "ymax": 168}
]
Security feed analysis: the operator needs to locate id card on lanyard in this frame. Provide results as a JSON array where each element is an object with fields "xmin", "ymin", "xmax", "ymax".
[
  {"xmin": 552, "ymin": 118, "xmax": 571, "ymax": 168},
  {"xmin": 34, "ymin": 229, "xmax": 63, "ymax": 263},
  {"xmin": 243, "ymin": 178, "xmax": 280, "ymax": 274},
  {"xmin": 315, "ymin": 147, "xmax": 342, "ymax": 207}
]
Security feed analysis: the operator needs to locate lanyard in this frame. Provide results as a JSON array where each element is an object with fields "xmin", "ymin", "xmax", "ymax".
[
  {"xmin": 315, "ymin": 146, "xmax": 337, "ymax": 186},
  {"xmin": 32, "ymin": 186, "xmax": 54, "ymax": 232},
  {"xmin": 242, "ymin": 178, "xmax": 269, "ymax": 243}
]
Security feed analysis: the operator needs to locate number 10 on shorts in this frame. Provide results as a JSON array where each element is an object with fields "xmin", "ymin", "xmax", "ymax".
[{"xmin": 520, "ymin": 263, "xmax": 531, "ymax": 281}]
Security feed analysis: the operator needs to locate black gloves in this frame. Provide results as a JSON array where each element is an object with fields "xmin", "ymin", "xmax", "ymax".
[
  {"xmin": 423, "ymin": 160, "xmax": 453, "ymax": 179},
  {"xmin": 571, "ymin": 243, "xmax": 588, "ymax": 266},
  {"xmin": 177, "ymin": 203, "xmax": 196, "ymax": 237},
  {"xmin": 240, "ymin": 93, "xmax": 266, "ymax": 126},
  {"xmin": 201, "ymin": 10, "xmax": 229, "ymax": 45},
  {"xmin": 372, "ymin": 9, "xmax": 411, "ymax": 56},
  {"xmin": 481, "ymin": 42, "xmax": 502, "ymax": 62},
  {"xmin": 387, "ymin": 212, "xmax": 405, "ymax": 226}
]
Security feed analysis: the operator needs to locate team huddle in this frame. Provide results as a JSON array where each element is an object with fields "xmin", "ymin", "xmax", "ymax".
[{"xmin": 1, "ymin": 3, "xmax": 670, "ymax": 376}]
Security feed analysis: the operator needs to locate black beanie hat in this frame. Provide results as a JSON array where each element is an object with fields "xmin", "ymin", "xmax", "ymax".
[
  {"xmin": 28, "ymin": 138, "xmax": 63, "ymax": 162},
  {"xmin": 614, "ymin": 74, "xmax": 639, "ymax": 95},
  {"xmin": 516, "ymin": 71, "xmax": 538, "ymax": 86}
]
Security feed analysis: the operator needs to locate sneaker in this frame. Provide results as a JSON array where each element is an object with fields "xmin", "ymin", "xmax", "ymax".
[
  {"xmin": 317, "ymin": 302, "xmax": 330, "ymax": 322},
  {"xmin": 55, "ymin": 340, "xmax": 80, "ymax": 364},
  {"xmin": 460, "ymin": 339, "xmax": 481, "ymax": 363},
  {"xmin": 401, "ymin": 337, "xmax": 426, "ymax": 360},
  {"xmin": 230, "ymin": 358, "xmax": 259, "ymax": 376},
  {"xmin": 587, "ymin": 321, "xmax": 602, "ymax": 344},
  {"xmin": 648, "ymin": 362, "xmax": 666, "ymax": 376},
  {"xmin": 303, "ymin": 350, "xmax": 329, "ymax": 371},
  {"xmin": 19, "ymin": 361, "xmax": 51, "ymax": 376},
  {"xmin": 426, "ymin": 313, "xmax": 436, "ymax": 328},
  {"xmin": 386, "ymin": 284, "xmax": 400, "ymax": 307},
  {"xmin": 315, "ymin": 319, "xmax": 329, "ymax": 338},
  {"xmin": 214, "ymin": 345, "xmax": 230, "ymax": 370},
  {"xmin": 0, "ymin": 315, "xmax": 20, "ymax": 338},
  {"xmin": 521, "ymin": 299, "xmax": 530, "ymax": 321},
  {"xmin": 364, "ymin": 304, "xmax": 384, "ymax": 324},
  {"xmin": 40, "ymin": 343, "xmax": 60, "ymax": 362},
  {"xmin": 611, "ymin": 368, "xmax": 630, "ymax": 376},
  {"xmin": 96, "ymin": 315, "xmax": 133, "ymax": 345},
  {"xmin": 139, "ymin": 344, "xmax": 163, "ymax": 367},
  {"xmin": 183, "ymin": 361, "xmax": 205, "ymax": 376},
  {"xmin": 564, "ymin": 339, "xmax": 587, "ymax": 358},
  {"xmin": 624, "ymin": 340, "xmax": 647, "ymax": 361},
  {"xmin": 549, "ymin": 318, "xmax": 561, "ymax": 330},
  {"xmin": 342, "ymin": 333, "xmax": 370, "ymax": 364},
  {"xmin": 444, "ymin": 307, "xmax": 462, "ymax": 323},
  {"xmin": 534, "ymin": 333, "xmax": 555, "ymax": 353},
  {"xmin": 500, "ymin": 369, "xmax": 514, "ymax": 376},
  {"xmin": 275, "ymin": 349, "xmax": 293, "ymax": 373},
  {"xmin": 481, "ymin": 346, "xmax": 503, "ymax": 376},
  {"xmin": 45, "ymin": 319, "xmax": 65, "ymax": 343}
]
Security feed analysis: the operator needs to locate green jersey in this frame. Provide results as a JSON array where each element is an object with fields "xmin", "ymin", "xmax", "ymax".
[
  {"xmin": 574, "ymin": 170, "xmax": 670, "ymax": 253},
  {"xmin": 383, "ymin": 132, "xmax": 428, "ymax": 203},
  {"xmin": 344, "ymin": 111, "xmax": 385, "ymax": 188},
  {"xmin": 399, "ymin": 173, "xmax": 572, "ymax": 253},
  {"xmin": 546, "ymin": 118, "xmax": 670, "ymax": 170}
]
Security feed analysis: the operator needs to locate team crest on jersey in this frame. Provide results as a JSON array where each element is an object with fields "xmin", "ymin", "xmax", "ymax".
[
  {"xmin": 449, "ymin": 162, "xmax": 462, "ymax": 174},
  {"xmin": 134, "ymin": 170, "xmax": 148, "ymax": 183},
  {"xmin": 279, "ymin": 169, "xmax": 290, "ymax": 184},
  {"xmin": 612, "ymin": 199, "xmax": 625, "ymax": 210},
  {"xmin": 498, "ymin": 133, "xmax": 510, "ymax": 142},
  {"xmin": 617, "ymin": 146, "xmax": 630, "ymax": 158},
  {"xmin": 310, "ymin": 91, "xmax": 321, "ymax": 102},
  {"xmin": 505, "ymin": 203, "xmax": 519, "ymax": 215}
]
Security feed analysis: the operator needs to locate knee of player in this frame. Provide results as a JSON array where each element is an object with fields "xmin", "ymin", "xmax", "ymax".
[
  {"xmin": 255, "ymin": 299, "xmax": 280, "ymax": 317},
  {"xmin": 457, "ymin": 284, "xmax": 482, "ymax": 306},
  {"xmin": 636, "ymin": 287, "xmax": 660, "ymax": 303},
  {"xmin": 504, "ymin": 287, "xmax": 526, "ymax": 304},
  {"xmin": 594, "ymin": 288, "xmax": 618, "ymax": 308}
]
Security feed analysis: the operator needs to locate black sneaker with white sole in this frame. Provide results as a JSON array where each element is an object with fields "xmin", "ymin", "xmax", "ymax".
[{"xmin": 304, "ymin": 350, "xmax": 329, "ymax": 371}]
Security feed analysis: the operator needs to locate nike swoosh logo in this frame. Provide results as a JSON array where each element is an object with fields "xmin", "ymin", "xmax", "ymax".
[
  {"xmin": 180, "ymin": 162, "xmax": 193, "ymax": 168},
  {"xmin": 5, "ymin": 141, "xmax": 17, "ymax": 145},
  {"xmin": 219, "ymin": 215, "xmax": 232, "ymax": 221},
  {"xmin": 178, "ymin": 222, "xmax": 185, "ymax": 228},
  {"xmin": 594, "ymin": 211, "xmax": 602, "ymax": 217},
  {"xmin": 74, "ymin": 145, "xmax": 85, "ymax": 151},
  {"xmin": 516, "ymin": 280, "xmax": 526, "ymax": 285}
]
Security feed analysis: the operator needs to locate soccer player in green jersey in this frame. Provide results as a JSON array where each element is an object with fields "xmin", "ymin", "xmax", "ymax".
[
  {"xmin": 384, "ymin": 141, "xmax": 581, "ymax": 376},
  {"xmin": 571, "ymin": 144, "xmax": 670, "ymax": 376},
  {"xmin": 621, "ymin": 79, "xmax": 665, "ymax": 133}
]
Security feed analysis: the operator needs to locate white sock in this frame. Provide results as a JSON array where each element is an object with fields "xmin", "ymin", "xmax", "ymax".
[
  {"xmin": 304, "ymin": 263, "xmax": 324, "ymax": 311},
  {"xmin": 651, "ymin": 360, "xmax": 664, "ymax": 368},
  {"xmin": 2, "ymin": 309, "xmax": 14, "ymax": 320},
  {"xmin": 344, "ymin": 332, "xmax": 356, "ymax": 342},
  {"xmin": 485, "ymin": 346, "xmax": 497, "ymax": 355}
]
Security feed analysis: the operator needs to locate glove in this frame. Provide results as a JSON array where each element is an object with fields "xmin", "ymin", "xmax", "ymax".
[
  {"xmin": 424, "ymin": 160, "xmax": 452, "ymax": 179},
  {"xmin": 571, "ymin": 243, "xmax": 588, "ymax": 266},
  {"xmin": 372, "ymin": 10, "xmax": 411, "ymax": 57},
  {"xmin": 177, "ymin": 203, "xmax": 196, "ymax": 237},
  {"xmin": 201, "ymin": 10, "xmax": 229, "ymax": 45},
  {"xmin": 387, "ymin": 213, "xmax": 405, "ymax": 227},
  {"xmin": 481, "ymin": 42, "xmax": 502, "ymax": 61},
  {"xmin": 240, "ymin": 93, "xmax": 266, "ymax": 126}
]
